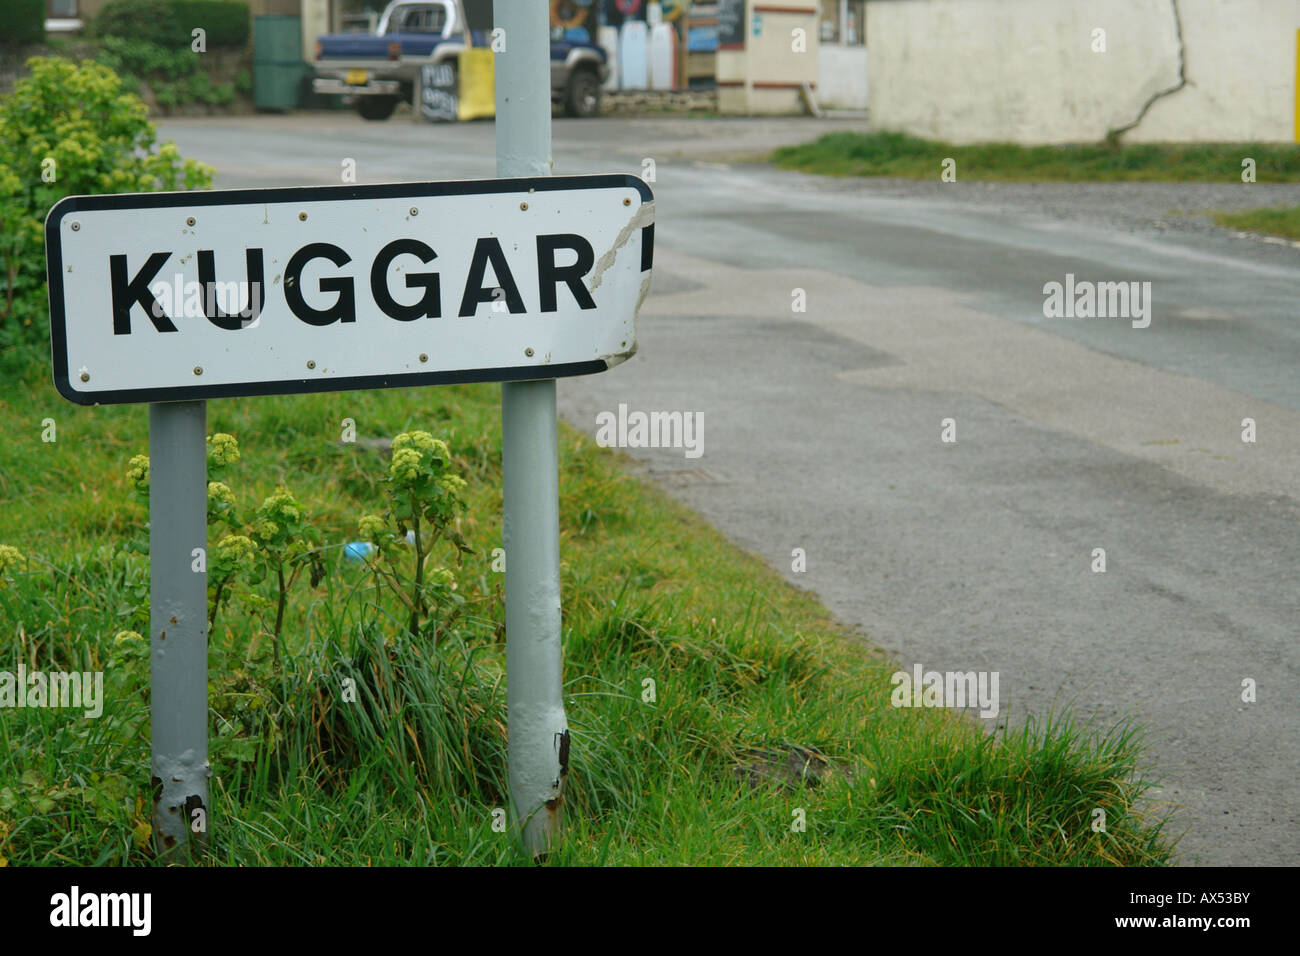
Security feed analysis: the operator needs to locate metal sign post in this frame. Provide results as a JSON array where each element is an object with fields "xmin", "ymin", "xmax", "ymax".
[
  {"xmin": 147, "ymin": 400, "xmax": 210, "ymax": 858},
  {"xmin": 493, "ymin": 0, "xmax": 568, "ymax": 858}
]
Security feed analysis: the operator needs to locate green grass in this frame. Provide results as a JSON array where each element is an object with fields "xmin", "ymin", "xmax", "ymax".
[
  {"xmin": 0, "ymin": 341, "xmax": 1179, "ymax": 866},
  {"xmin": 770, "ymin": 131, "xmax": 1300, "ymax": 183},
  {"xmin": 1212, "ymin": 205, "xmax": 1300, "ymax": 241}
]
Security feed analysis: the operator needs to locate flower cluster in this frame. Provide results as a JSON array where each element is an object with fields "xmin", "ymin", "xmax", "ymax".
[
  {"xmin": 438, "ymin": 473, "xmax": 468, "ymax": 494},
  {"xmin": 207, "ymin": 480, "xmax": 238, "ymax": 525},
  {"xmin": 125, "ymin": 454, "xmax": 150, "ymax": 494},
  {"xmin": 249, "ymin": 489, "xmax": 304, "ymax": 550},
  {"xmin": 0, "ymin": 543, "xmax": 24, "ymax": 585},
  {"xmin": 208, "ymin": 481, "xmax": 235, "ymax": 509},
  {"xmin": 215, "ymin": 534, "xmax": 257, "ymax": 568},
  {"xmin": 206, "ymin": 432, "xmax": 240, "ymax": 469},
  {"xmin": 426, "ymin": 566, "xmax": 457, "ymax": 590},
  {"xmin": 388, "ymin": 431, "xmax": 452, "ymax": 487},
  {"xmin": 389, "ymin": 447, "xmax": 422, "ymax": 484},
  {"xmin": 357, "ymin": 513, "xmax": 394, "ymax": 549},
  {"xmin": 392, "ymin": 430, "xmax": 449, "ymax": 459},
  {"xmin": 384, "ymin": 430, "xmax": 468, "ymax": 533}
]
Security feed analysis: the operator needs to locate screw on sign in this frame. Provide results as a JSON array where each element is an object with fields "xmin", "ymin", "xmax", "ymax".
[{"xmin": 44, "ymin": 173, "xmax": 654, "ymax": 857}]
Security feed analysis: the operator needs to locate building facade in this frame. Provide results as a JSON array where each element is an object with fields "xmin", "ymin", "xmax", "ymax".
[{"xmin": 867, "ymin": 0, "xmax": 1300, "ymax": 143}]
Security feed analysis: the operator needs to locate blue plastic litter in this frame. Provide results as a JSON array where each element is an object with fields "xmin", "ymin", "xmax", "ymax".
[{"xmin": 343, "ymin": 541, "xmax": 375, "ymax": 562}]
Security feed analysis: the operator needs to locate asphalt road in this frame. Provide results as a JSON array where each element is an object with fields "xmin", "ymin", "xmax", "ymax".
[{"xmin": 157, "ymin": 112, "xmax": 1299, "ymax": 866}]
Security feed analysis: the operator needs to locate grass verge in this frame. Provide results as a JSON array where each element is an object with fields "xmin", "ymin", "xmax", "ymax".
[
  {"xmin": 770, "ymin": 131, "xmax": 1300, "ymax": 183},
  {"xmin": 1212, "ymin": 206, "xmax": 1300, "ymax": 241},
  {"xmin": 0, "ymin": 343, "xmax": 1179, "ymax": 865}
]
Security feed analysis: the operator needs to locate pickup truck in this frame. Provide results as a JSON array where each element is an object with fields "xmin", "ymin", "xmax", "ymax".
[{"xmin": 313, "ymin": 0, "xmax": 608, "ymax": 120}]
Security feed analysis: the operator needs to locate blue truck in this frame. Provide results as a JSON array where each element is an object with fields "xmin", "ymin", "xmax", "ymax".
[{"xmin": 313, "ymin": 0, "xmax": 608, "ymax": 120}]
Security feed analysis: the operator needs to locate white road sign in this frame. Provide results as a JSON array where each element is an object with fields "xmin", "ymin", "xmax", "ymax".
[{"xmin": 46, "ymin": 175, "xmax": 654, "ymax": 405}]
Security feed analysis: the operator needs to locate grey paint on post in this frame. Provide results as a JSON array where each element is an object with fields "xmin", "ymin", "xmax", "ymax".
[
  {"xmin": 148, "ymin": 401, "xmax": 210, "ymax": 857},
  {"xmin": 502, "ymin": 378, "xmax": 569, "ymax": 854},
  {"xmin": 494, "ymin": 0, "xmax": 569, "ymax": 856}
]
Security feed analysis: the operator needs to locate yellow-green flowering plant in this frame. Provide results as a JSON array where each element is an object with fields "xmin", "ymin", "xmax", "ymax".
[
  {"xmin": 122, "ymin": 433, "xmax": 328, "ymax": 671},
  {"xmin": 103, "ymin": 629, "xmax": 150, "ymax": 704},
  {"xmin": 206, "ymin": 433, "xmax": 240, "ymax": 472},
  {"xmin": 0, "ymin": 544, "xmax": 25, "ymax": 589},
  {"xmin": 367, "ymin": 430, "xmax": 473, "ymax": 640},
  {"xmin": 208, "ymin": 534, "xmax": 257, "ymax": 638},
  {"xmin": 207, "ymin": 481, "xmax": 238, "ymax": 528},
  {"xmin": 125, "ymin": 455, "xmax": 150, "ymax": 497},
  {"xmin": 246, "ymin": 487, "xmax": 324, "ymax": 670}
]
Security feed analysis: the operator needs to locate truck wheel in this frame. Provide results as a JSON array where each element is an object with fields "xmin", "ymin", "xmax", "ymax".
[
  {"xmin": 564, "ymin": 68, "xmax": 600, "ymax": 118},
  {"xmin": 357, "ymin": 96, "xmax": 398, "ymax": 121}
]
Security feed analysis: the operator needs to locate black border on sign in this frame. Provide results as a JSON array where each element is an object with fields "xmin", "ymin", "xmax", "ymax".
[{"xmin": 45, "ymin": 174, "xmax": 654, "ymax": 406}]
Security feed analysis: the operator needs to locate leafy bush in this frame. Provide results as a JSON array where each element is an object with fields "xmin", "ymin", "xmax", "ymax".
[
  {"xmin": 4, "ymin": 0, "xmax": 45, "ymax": 45},
  {"xmin": 94, "ymin": 37, "xmax": 237, "ymax": 111},
  {"xmin": 184, "ymin": 70, "xmax": 236, "ymax": 106},
  {"xmin": 91, "ymin": 0, "xmax": 189, "ymax": 48},
  {"xmin": 175, "ymin": 0, "xmax": 251, "ymax": 49},
  {"xmin": 95, "ymin": 35, "xmax": 201, "ymax": 86},
  {"xmin": 92, "ymin": 0, "xmax": 250, "ymax": 50},
  {"xmin": 151, "ymin": 81, "xmax": 181, "ymax": 110},
  {"xmin": 0, "ymin": 58, "xmax": 213, "ymax": 349}
]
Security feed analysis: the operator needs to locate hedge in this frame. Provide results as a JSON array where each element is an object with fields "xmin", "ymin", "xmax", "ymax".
[
  {"xmin": 92, "ymin": 0, "xmax": 186, "ymax": 47},
  {"xmin": 175, "ymin": 0, "xmax": 250, "ymax": 48},
  {"xmin": 93, "ymin": 0, "xmax": 250, "ymax": 50},
  {"xmin": 4, "ymin": 0, "xmax": 46, "ymax": 45}
]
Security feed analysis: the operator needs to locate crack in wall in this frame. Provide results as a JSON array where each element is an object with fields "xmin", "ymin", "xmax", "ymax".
[{"xmin": 1107, "ymin": 0, "xmax": 1187, "ymax": 143}]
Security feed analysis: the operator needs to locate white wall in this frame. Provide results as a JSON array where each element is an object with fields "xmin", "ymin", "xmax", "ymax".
[
  {"xmin": 819, "ymin": 45, "xmax": 868, "ymax": 110},
  {"xmin": 302, "ymin": 0, "xmax": 331, "ymax": 65},
  {"xmin": 867, "ymin": 0, "xmax": 1299, "ymax": 143}
]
